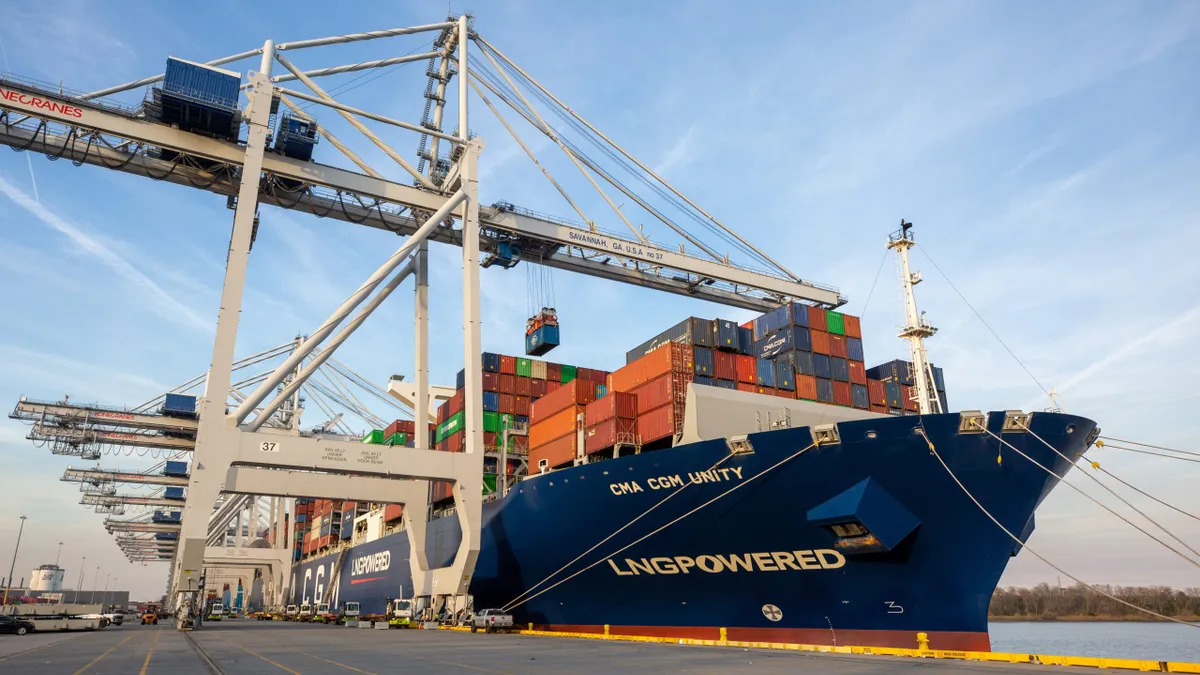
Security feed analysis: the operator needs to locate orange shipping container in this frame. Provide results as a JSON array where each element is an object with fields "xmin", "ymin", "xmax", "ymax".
[
  {"xmin": 630, "ymin": 371, "xmax": 692, "ymax": 415},
  {"xmin": 807, "ymin": 305, "xmax": 828, "ymax": 331},
  {"xmin": 500, "ymin": 355, "xmax": 516, "ymax": 374},
  {"xmin": 384, "ymin": 504, "xmax": 404, "ymax": 522},
  {"xmin": 736, "ymin": 382, "xmax": 757, "ymax": 393},
  {"xmin": 849, "ymin": 361, "xmax": 867, "ymax": 385},
  {"xmin": 585, "ymin": 418, "xmax": 637, "ymax": 454},
  {"xmin": 870, "ymin": 403, "xmax": 889, "ymax": 414},
  {"xmin": 843, "ymin": 314, "xmax": 862, "ymax": 339},
  {"xmin": 833, "ymin": 381, "xmax": 853, "ymax": 407},
  {"xmin": 532, "ymin": 378, "xmax": 597, "ymax": 420},
  {"xmin": 796, "ymin": 374, "xmax": 818, "ymax": 401},
  {"xmin": 530, "ymin": 434, "xmax": 579, "ymax": 471},
  {"xmin": 735, "ymin": 354, "xmax": 756, "ymax": 383},
  {"xmin": 773, "ymin": 387, "xmax": 796, "ymax": 399},
  {"xmin": 584, "ymin": 391, "xmax": 638, "ymax": 427},
  {"xmin": 637, "ymin": 403, "xmax": 681, "ymax": 444},
  {"xmin": 829, "ymin": 334, "xmax": 849, "ymax": 359},
  {"xmin": 608, "ymin": 342, "xmax": 692, "ymax": 393},
  {"xmin": 811, "ymin": 330, "xmax": 831, "ymax": 355},
  {"xmin": 529, "ymin": 406, "xmax": 580, "ymax": 447},
  {"xmin": 901, "ymin": 385, "xmax": 918, "ymax": 412},
  {"xmin": 867, "ymin": 378, "xmax": 886, "ymax": 405}
]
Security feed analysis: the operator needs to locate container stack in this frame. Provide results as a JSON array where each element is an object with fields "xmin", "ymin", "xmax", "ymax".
[
  {"xmin": 866, "ymin": 359, "xmax": 949, "ymax": 414},
  {"xmin": 583, "ymin": 391, "xmax": 638, "ymax": 457},
  {"xmin": 607, "ymin": 342, "xmax": 694, "ymax": 449},
  {"xmin": 528, "ymin": 379, "xmax": 598, "ymax": 471}
]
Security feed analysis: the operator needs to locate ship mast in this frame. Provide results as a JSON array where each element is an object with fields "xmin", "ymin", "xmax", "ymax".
[{"xmin": 886, "ymin": 221, "xmax": 943, "ymax": 414}]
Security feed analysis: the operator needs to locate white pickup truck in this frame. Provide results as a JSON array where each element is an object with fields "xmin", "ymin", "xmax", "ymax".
[{"xmin": 470, "ymin": 609, "xmax": 514, "ymax": 633}]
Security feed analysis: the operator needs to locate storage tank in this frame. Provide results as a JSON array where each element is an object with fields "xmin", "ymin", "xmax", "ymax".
[{"xmin": 29, "ymin": 564, "xmax": 65, "ymax": 592}]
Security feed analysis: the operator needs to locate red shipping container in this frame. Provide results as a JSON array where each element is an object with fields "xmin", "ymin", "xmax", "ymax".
[
  {"xmin": 735, "ymin": 355, "xmax": 757, "ymax": 384},
  {"xmin": 833, "ymin": 381, "xmax": 853, "ymax": 407},
  {"xmin": 530, "ymin": 406, "xmax": 580, "ymax": 447},
  {"xmin": 811, "ymin": 330, "xmax": 831, "ymax": 355},
  {"xmin": 714, "ymin": 351, "xmax": 736, "ymax": 381},
  {"xmin": 546, "ymin": 362, "xmax": 562, "ymax": 382},
  {"xmin": 795, "ymin": 374, "xmax": 818, "ymax": 401},
  {"xmin": 631, "ymin": 371, "xmax": 692, "ymax": 415},
  {"xmin": 446, "ymin": 432, "xmax": 464, "ymax": 452},
  {"xmin": 901, "ymin": 385, "xmax": 917, "ymax": 412},
  {"xmin": 435, "ymin": 438, "xmax": 447, "ymax": 451},
  {"xmin": 500, "ymin": 355, "xmax": 516, "ymax": 374},
  {"xmin": 437, "ymin": 401, "xmax": 449, "ymax": 423},
  {"xmin": 530, "ymin": 378, "xmax": 548, "ymax": 398},
  {"xmin": 870, "ymin": 404, "xmax": 889, "ymax": 414},
  {"xmin": 530, "ymin": 434, "xmax": 578, "ymax": 470},
  {"xmin": 829, "ymin": 334, "xmax": 849, "ymax": 359},
  {"xmin": 514, "ymin": 396, "xmax": 531, "ymax": 416},
  {"xmin": 512, "ymin": 435, "xmax": 529, "ymax": 453},
  {"xmin": 637, "ymin": 403, "xmax": 681, "ymax": 444},
  {"xmin": 807, "ymin": 305, "xmax": 828, "ymax": 331},
  {"xmin": 585, "ymin": 418, "xmax": 638, "ymax": 454},
  {"xmin": 515, "ymin": 376, "xmax": 531, "ymax": 397},
  {"xmin": 609, "ymin": 343, "xmax": 692, "ymax": 393},
  {"xmin": 430, "ymin": 480, "xmax": 453, "ymax": 503},
  {"xmin": 843, "ymin": 314, "xmax": 862, "ymax": 339},
  {"xmin": 848, "ymin": 361, "xmax": 867, "ymax": 385},
  {"xmin": 576, "ymin": 367, "xmax": 594, "ymax": 382},
  {"xmin": 756, "ymin": 386, "xmax": 777, "ymax": 396},
  {"xmin": 736, "ymin": 382, "xmax": 757, "ymax": 392},
  {"xmin": 532, "ymin": 379, "xmax": 597, "ymax": 420},
  {"xmin": 740, "ymin": 320, "xmax": 753, "ymax": 330},
  {"xmin": 867, "ymin": 378, "xmax": 886, "ymax": 405},
  {"xmin": 384, "ymin": 419, "xmax": 416, "ymax": 438},
  {"xmin": 482, "ymin": 371, "xmax": 500, "ymax": 392},
  {"xmin": 483, "ymin": 431, "xmax": 498, "ymax": 450},
  {"xmin": 383, "ymin": 504, "xmax": 403, "ymax": 522},
  {"xmin": 584, "ymin": 391, "xmax": 638, "ymax": 427},
  {"xmin": 773, "ymin": 387, "xmax": 796, "ymax": 399},
  {"xmin": 342, "ymin": 501, "xmax": 356, "ymax": 512},
  {"xmin": 545, "ymin": 379, "xmax": 562, "ymax": 395},
  {"xmin": 499, "ymin": 374, "xmax": 516, "ymax": 394},
  {"xmin": 499, "ymin": 393, "xmax": 516, "ymax": 414}
]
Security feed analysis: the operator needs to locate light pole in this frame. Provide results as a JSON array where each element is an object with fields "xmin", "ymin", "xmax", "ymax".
[
  {"xmin": 55, "ymin": 541, "xmax": 63, "ymax": 566},
  {"xmin": 103, "ymin": 574, "xmax": 110, "ymax": 610},
  {"xmin": 90, "ymin": 566, "xmax": 99, "ymax": 603},
  {"xmin": 76, "ymin": 556, "xmax": 86, "ymax": 603},
  {"xmin": 3, "ymin": 515, "xmax": 27, "ymax": 605}
]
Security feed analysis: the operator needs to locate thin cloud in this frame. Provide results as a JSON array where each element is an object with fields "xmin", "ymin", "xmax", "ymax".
[
  {"xmin": 0, "ymin": 175, "xmax": 212, "ymax": 334},
  {"xmin": 1004, "ymin": 141, "xmax": 1058, "ymax": 179},
  {"xmin": 654, "ymin": 122, "xmax": 700, "ymax": 176}
]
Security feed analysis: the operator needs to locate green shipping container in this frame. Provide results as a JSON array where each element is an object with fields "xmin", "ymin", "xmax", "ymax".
[
  {"xmin": 483, "ymin": 473, "xmax": 498, "ymax": 495},
  {"xmin": 436, "ymin": 411, "xmax": 464, "ymax": 442},
  {"xmin": 362, "ymin": 429, "xmax": 385, "ymax": 444},
  {"xmin": 826, "ymin": 310, "xmax": 845, "ymax": 335},
  {"xmin": 385, "ymin": 432, "xmax": 408, "ymax": 446},
  {"xmin": 482, "ymin": 411, "xmax": 516, "ymax": 434},
  {"xmin": 516, "ymin": 357, "xmax": 532, "ymax": 378},
  {"xmin": 561, "ymin": 364, "xmax": 577, "ymax": 383}
]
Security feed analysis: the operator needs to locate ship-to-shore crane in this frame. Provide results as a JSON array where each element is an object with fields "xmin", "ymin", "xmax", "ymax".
[{"xmin": 0, "ymin": 15, "xmax": 846, "ymax": 626}]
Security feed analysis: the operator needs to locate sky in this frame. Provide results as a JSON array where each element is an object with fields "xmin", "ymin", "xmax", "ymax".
[{"xmin": 0, "ymin": 1, "xmax": 1197, "ymax": 602}]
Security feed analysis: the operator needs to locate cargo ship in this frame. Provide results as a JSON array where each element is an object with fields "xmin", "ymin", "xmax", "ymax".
[{"xmin": 287, "ymin": 290, "xmax": 1097, "ymax": 650}]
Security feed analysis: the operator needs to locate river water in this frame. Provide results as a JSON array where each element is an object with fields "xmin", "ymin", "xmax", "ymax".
[{"xmin": 988, "ymin": 622, "xmax": 1200, "ymax": 663}]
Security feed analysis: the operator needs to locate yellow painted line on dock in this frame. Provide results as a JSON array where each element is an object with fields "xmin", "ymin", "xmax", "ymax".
[
  {"xmin": 301, "ymin": 652, "xmax": 378, "ymax": 675},
  {"xmin": 0, "ymin": 638, "xmax": 66, "ymax": 663},
  {"xmin": 216, "ymin": 637, "xmax": 302, "ymax": 675},
  {"xmin": 73, "ymin": 633, "xmax": 135, "ymax": 675},
  {"xmin": 139, "ymin": 627, "xmax": 162, "ymax": 675},
  {"xmin": 440, "ymin": 625, "xmax": 1200, "ymax": 672}
]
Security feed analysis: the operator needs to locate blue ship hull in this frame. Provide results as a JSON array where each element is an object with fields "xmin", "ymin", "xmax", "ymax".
[{"xmin": 290, "ymin": 411, "xmax": 1095, "ymax": 651}]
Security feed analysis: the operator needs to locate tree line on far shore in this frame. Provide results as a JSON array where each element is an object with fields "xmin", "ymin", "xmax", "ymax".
[{"xmin": 990, "ymin": 584, "xmax": 1200, "ymax": 619}]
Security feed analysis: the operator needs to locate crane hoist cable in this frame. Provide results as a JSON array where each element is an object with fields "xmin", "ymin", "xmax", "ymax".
[{"xmin": 915, "ymin": 423, "xmax": 1199, "ymax": 629}]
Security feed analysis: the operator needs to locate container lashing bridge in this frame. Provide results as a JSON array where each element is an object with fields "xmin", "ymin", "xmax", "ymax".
[{"xmin": 0, "ymin": 14, "xmax": 845, "ymax": 627}]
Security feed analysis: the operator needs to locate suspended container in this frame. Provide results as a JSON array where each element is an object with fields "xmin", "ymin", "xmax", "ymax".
[
  {"xmin": 151, "ymin": 57, "xmax": 242, "ymax": 140},
  {"xmin": 274, "ymin": 113, "xmax": 320, "ymax": 161},
  {"xmin": 526, "ymin": 309, "xmax": 559, "ymax": 356}
]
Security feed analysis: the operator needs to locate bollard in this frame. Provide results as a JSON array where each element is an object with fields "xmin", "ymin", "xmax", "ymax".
[
  {"xmin": 604, "ymin": 624, "xmax": 610, "ymax": 639},
  {"xmin": 528, "ymin": 622, "xmax": 534, "ymax": 631},
  {"xmin": 917, "ymin": 632, "xmax": 930, "ymax": 651},
  {"xmin": 719, "ymin": 627, "xmax": 728, "ymax": 645}
]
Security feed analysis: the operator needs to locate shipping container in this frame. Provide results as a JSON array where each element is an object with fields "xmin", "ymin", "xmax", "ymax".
[
  {"xmin": 547, "ymin": 362, "xmax": 562, "ymax": 382},
  {"xmin": 384, "ymin": 504, "xmax": 403, "ymax": 522},
  {"xmin": 530, "ymin": 359, "xmax": 548, "ymax": 380},
  {"xmin": 483, "ymin": 411, "xmax": 519, "ymax": 434},
  {"xmin": 584, "ymin": 391, "xmax": 638, "ymax": 427},
  {"xmin": 480, "ymin": 371, "xmax": 499, "ymax": 392},
  {"xmin": 515, "ymin": 376, "xmax": 531, "ymax": 397},
  {"xmin": 448, "ymin": 389, "xmax": 465, "ymax": 416},
  {"xmin": 385, "ymin": 419, "xmax": 416, "ymax": 438},
  {"xmin": 843, "ymin": 314, "xmax": 862, "ymax": 339},
  {"xmin": 937, "ymin": 389, "xmax": 949, "ymax": 412},
  {"xmin": 630, "ymin": 371, "xmax": 692, "ymax": 415},
  {"xmin": 713, "ymin": 319, "xmax": 740, "ymax": 351},
  {"xmin": 885, "ymin": 381, "xmax": 904, "ymax": 409},
  {"xmin": 795, "ymin": 374, "xmax": 818, "ymax": 400},
  {"xmin": 446, "ymin": 432, "xmax": 464, "ymax": 452},
  {"xmin": 755, "ymin": 358, "xmax": 776, "ymax": 387},
  {"xmin": 625, "ymin": 317, "xmax": 715, "ymax": 363},
  {"xmin": 436, "ymin": 411, "xmax": 464, "ymax": 442},
  {"xmin": 514, "ymin": 396, "xmax": 531, "ymax": 416},
  {"xmin": 561, "ymin": 364, "xmax": 577, "ymax": 383},
  {"xmin": 868, "ymin": 378, "xmax": 887, "ymax": 406},
  {"xmin": 527, "ymin": 325, "xmax": 560, "ymax": 356},
  {"xmin": 499, "ymin": 374, "xmax": 516, "ymax": 395},
  {"xmin": 637, "ymin": 403, "xmax": 681, "ymax": 444},
  {"xmin": 752, "ymin": 301, "xmax": 810, "ymax": 341},
  {"xmin": 483, "ymin": 352, "xmax": 502, "ymax": 372},
  {"xmin": 164, "ymin": 461, "xmax": 189, "ymax": 477},
  {"xmin": 516, "ymin": 358, "xmax": 532, "ymax": 378},
  {"xmin": 385, "ymin": 432, "xmax": 408, "ymax": 446},
  {"xmin": 164, "ymin": 57, "xmax": 240, "ymax": 109},
  {"xmin": 737, "ymin": 326, "xmax": 754, "ymax": 355},
  {"xmin": 735, "ymin": 354, "xmax": 757, "ymax": 383},
  {"xmin": 362, "ymin": 429, "xmax": 384, "ymax": 444},
  {"xmin": 849, "ymin": 360, "xmax": 867, "ymax": 385},
  {"xmin": 830, "ymin": 357, "xmax": 850, "ymax": 382},
  {"xmin": 832, "ymin": 380, "xmax": 853, "ymax": 407},
  {"xmin": 609, "ymin": 342, "xmax": 692, "ymax": 393},
  {"xmin": 826, "ymin": 310, "xmax": 845, "ymax": 335},
  {"xmin": 530, "ymin": 378, "xmax": 548, "ymax": 398},
  {"xmin": 530, "ymin": 406, "xmax": 580, "ymax": 447},
  {"xmin": 793, "ymin": 350, "xmax": 817, "ymax": 377},
  {"xmin": 498, "ymin": 355, "xmax": 515, "ymax": 374},
  {"xmin": 816, "ymin": 378, "xmax": 834, "ymax": 403},
  {"xmin": 430, "ymin": 481, "xmax": 453, "ymax": 503},
  {"xmin": 596, "ymin": 384, "xmax": 607, "ymax": 399},
  {"xmin": 456, "ymin": 369, "xmax": 466, "ymax": 390},
  {"xmin": 713, "ymin": 350, "xmax": 736, "ymax": 380},
  {"xmin": 813, "ymin": 353, "xmax": 832, "ymax": 380},
  {"xmin": 807, "ymin": 305, "xmax": 828, "ymax": 331},
  {"xmin": 498, "ymin": 393, "xmax": 515, "ymax": 414},
  {"xmin": 736, "ymin": 382, "xmax": 757, "ymax": 392},
  {"xmin": 716, "ymin": 379, "xmax": 736, "ymax": 389},
  {"xmin": 753, "ymin": 327, "xmax": 793, "ymax": 359},
  {"xmin": 530, "ymin": 434, "xmax": 579, "ymax": 471},
  {"xmin": 694, "ymin": 375, "xmax": 715, "ymax": 387},
  {"xmin": 932, "ymin": 366, "xmax": 946, "ymax": 391},
  {"xmin": 774, "ymin": 361, "xmax": 795, "ymax": 390},
  {"xmin": 585, "ymin": 418, "xmax": 638, "ymax": 454},
  {"xmin": 902, "ymin": 385, "xmax": 918, "ymax": 412},
  {"xmin": 773, "ymin": 387, "xmax": 795, "ymax": 399},
  {"xmin": 163, "ymin": 393, "xmax": 197, "ymax": 416},
  {"xmin": 829, "ymin": 334, "xmax": 849, "ymax": 359},
  {"xmin": 811, "ymin": 329, "xmax": 831, "ymax": 355},
  {"xmin": 532, "ymin": 378, "xmax": 597, "ymax": 420},
  {"xmin": 692, "ymin": 346, "xmax": 715, "ymax": 377},
  {"xmin": 482, "ymin": 391, "xmax": 500, "ymax": 412},
  {"xmin": 756, "ymin": 386, "xmax": 777, "ymax": 397},
  {"xmin": 851, "ymin": 383, "xmax": 870, "ymax": 409},
  {"xmin": 164, "ymin": 487, "xmax": 185, "ymax": 500}
]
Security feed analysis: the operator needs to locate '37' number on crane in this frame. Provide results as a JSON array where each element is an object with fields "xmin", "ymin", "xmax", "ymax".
[{"xmin": 260, "ymin": 441, "xmax": 279, "ymax": 453}]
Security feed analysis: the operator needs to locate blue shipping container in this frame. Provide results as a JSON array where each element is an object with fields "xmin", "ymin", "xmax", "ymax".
[
  {"xmin": 456, "ymin": 369, "xmax": 466, "ymax": 389},
  {"xmin": 752, "ymin": 302, "xmax": 810, "ymax": 341},
  {"xmin": 852, "ymin": 383, "xmax": 870, "ymax": 409},
  {"xmin": 694, "ymin": 375, "xmax": 716, "ymax": 387},
  {"xmin": 937, "ymin": 389, "xmax": 949, "ymax": 412},
  {"xmin": 164, "ymin": 461, "xmax": 189, "ymax": 477},
  {"xmin": 791, "ymin": 350, "xmax": 817, "ymax": 377},
  {"xmin": 625, "ymin": 318, "xmax": 714, "ymax": 363},
  {"xmin": 754, "ymin": 328, "xmax": 793, "ymax": 359},
  {"xmin": 596, "ymin": 384, "xmax": 607, "ymax": 398},
  {"xmin": 775, "ymin": 362, "xmax": 795, "ymax": 391},
  {"xmin": 813, "ymin": 354, "xmax": 832, "ymax": 380},
  {"xmin": 163, "ymin": 57, "xmax": 241, "ymax": 110},
  {"xmin": 482, "ymin": 391, "xmax": 500, "ymax": 412},
  {"xmin": 716, "ymin": 379, "xmax": 737, "ymax": 389},
  {"xmin": 816, "ymin": 378, "xmax": 835, "ymax": 403},
  {"xmin": 756, "ymin": 359, "xmax": 776, "ymax": 387},
  {"xmin": 164, "ymin": 487, "xmax": 185, "ymax": 500},
  {"xmin": 526, "ymin": 325, "xmax": 559, "ymax": 356},
  {"xmin": 830, "ymin": 357, "xmax": 850, "ymax": 382},
  {"xmin": 515, "ymin": 415, "xmax": 530, "ymax": 425},
  {"xmin": 847, "ymin": 337, "xmax": 865, "ymax": 362},
  {"xmin": 713, "ymin": 319, "xmax": 740, "ymax": 351},
  {"xmin": 155, "ymin": 532, "xmax": 178, "ymax": 541},
  {"xmin": 163, "ymin": 393, "xmax": 196, "ymax": 415},
  {"xmin": 737, "ymin": 326, "xmax": 754, "ymax": 355},
  {"xmin": 885, "ymin": 381, "xmax": 904, "ymax": 408},
  {"xmin": 693, "ymin": 346, "xmax": 715, "ymax": 376},
  {"xmin": 295, "ymin": 514, "xmax": 307, "ymax": 523},
  {"xmin": 482, "ymin": 353, "xmax": 502, "ymax": 373},
  {"xmin": 867, "ymin": 359, "xmax": 916, "ymax": 386},
  {"xmin": 932, "ymin": 366, "xmax": 946, "ymax": 391}
]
